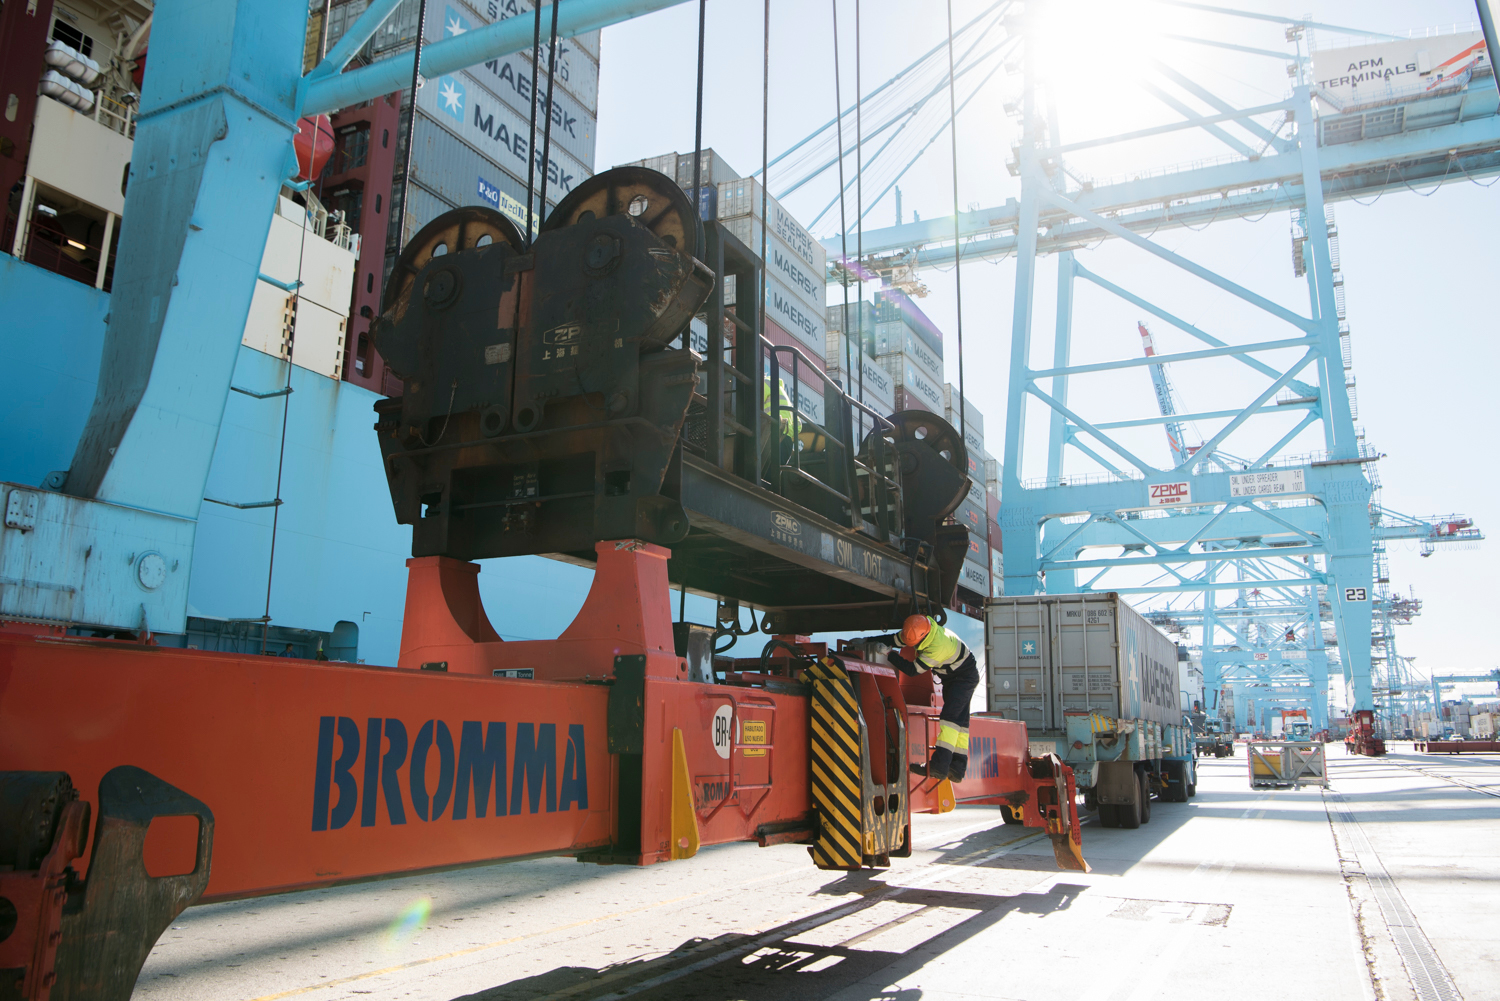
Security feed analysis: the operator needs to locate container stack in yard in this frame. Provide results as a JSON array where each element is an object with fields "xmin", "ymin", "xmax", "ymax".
[
  {"xmin": 323, "ymin": 0, "xmax": 602, "ymax": 276},
  {"xmin": 826, "ymin": 300, "xmax": 895, "ymax": 440},
  {"xmin": 985, "ymin": 593, "xmax": 1197, "ymax": 827}
]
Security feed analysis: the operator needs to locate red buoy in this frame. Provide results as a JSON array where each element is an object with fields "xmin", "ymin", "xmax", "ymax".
[{"xmin": 294, "ymin": 115, "xmax": 335, "ymax": 181}]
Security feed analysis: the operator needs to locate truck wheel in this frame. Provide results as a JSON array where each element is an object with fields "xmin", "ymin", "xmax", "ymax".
[
  {"xmin": 1119, "ymin": 784, "xmax": 1142, "ymax": 830},
  {"xmin": 1138, "ymin": 771, "xmax": 1152, "ymax": 824},
  {"xmin": 1099, "ymin": 803, "xmax": 1118, "ymax": 828}
]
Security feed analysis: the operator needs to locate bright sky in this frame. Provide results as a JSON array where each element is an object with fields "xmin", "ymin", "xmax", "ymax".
[{"xmin": 592, "ymin": 0, "xmax": 1499, "ymax": 699}]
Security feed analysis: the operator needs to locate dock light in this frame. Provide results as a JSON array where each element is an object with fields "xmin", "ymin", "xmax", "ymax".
[{"xmin": 67, "ymin": 238, "xmax": 86, "ymax": 250}]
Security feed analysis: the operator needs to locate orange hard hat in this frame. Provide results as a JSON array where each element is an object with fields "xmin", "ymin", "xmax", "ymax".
[{"xmin": 899, "ymin": 615, "xmax": 931, "ymax": 647}]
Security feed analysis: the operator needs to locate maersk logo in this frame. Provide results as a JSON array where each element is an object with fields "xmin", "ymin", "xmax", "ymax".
[
  {"xmin": 1022, "ymin": 640, "xmax": 1037, "ymax": 656},
  {"xmin": 771, "ymin": 290, "xmax": 818, "ymax": 340},
  {"xmin": 444, "ymin": 5, "xmax": 471, "ymax": 36},
  {"xmin": 437, "ymin": 75, "xmax": 465, "ymax": 122},
  {"xmin": 772, "ymin": 247, "xmax": 819, "ymax": 300}
]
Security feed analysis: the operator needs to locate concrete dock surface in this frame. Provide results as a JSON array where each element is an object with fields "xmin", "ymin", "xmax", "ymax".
[{"xmin": 134, "ymin": 744, "xmax": 1500, "ymax": 1001}]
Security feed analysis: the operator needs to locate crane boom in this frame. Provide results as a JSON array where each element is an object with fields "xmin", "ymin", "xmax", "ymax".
[{"xmin": 1137, "ymin": 322, "xmax": 1191, "ymax": 465}]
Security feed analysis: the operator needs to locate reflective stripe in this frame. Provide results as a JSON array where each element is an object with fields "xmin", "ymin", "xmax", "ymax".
[
  {"xmin": 936, "ymin": 722, "xmax": 970, "ymax": 752},
  {"xmin": 915, "ymin": 618, "xmax": 969, "ymax": 672}
]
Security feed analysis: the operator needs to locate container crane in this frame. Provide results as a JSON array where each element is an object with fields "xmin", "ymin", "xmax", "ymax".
[{"xmin": 1136, "ymin": 321, "xmax": 1192, "ymax": 467}]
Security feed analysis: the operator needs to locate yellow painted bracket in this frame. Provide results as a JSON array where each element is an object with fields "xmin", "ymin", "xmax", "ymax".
[
  {"xmin": 1051, "ymin": 832, "xmax": 1091, "ymax": 873},
  {"xmin": 934, "ymin": 778, "xmax": 956, "ymax": 814},
  {"xmin": 669, "ymin": 727, "xmax": 700, "ymax": 860}
]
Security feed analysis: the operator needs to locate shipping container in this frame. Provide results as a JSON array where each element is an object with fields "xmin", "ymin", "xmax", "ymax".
[
  {"xmin": 717, "ymin": 176, "xmax": 826, "ymax": 275},
  {"xmin": 824, "ymin": 299, "xmax": 878, "ymax": 339},
  {"xmin": 422, "ymin": 2, "xmax": 599, "ymax": 161},
  {"xmin": 825, "ymin": 337, "xmax": 895, "ymax": 412},
  {"xmin": 951, "ymin": 496, "xmax": 985, "ymax": 538},
  {"xmin": 879, "ymin": 354, "xmax": 944, "ymax": 414},
  {"xmin": 871, "ymin": 321, "xmax": 943, "ymax": 385},
  {"xmin": 958, "ymin": 559, "xmax": 990, "ymax": 599},
  {"xmin": 943, "ymin": 413, "xmax": 983, "ymax": 459},
  {"xmin": 677, "ymin": 149, "xmax": 740, "ymax": 190},
  {"xmin": 764, "ymin": 273, "xmax": 825, "ymax": 356},
  {"xmin": 986, "ymin": 594, "xmax": 1180, "ymax": 731},
  {"xmin": 412, "ymin": 67, "xmax": 593, "ymax": 202},
  {"xmin": 943, "ymin": 384, "xmax": 984, "ymax": 437},
  {"xmin": 985, "ymin": 457, "xmax": 1001, "ymax": 489},
  {"xmin": 764, "ymin": 317, "xmax": 826, "ymax": 375},
  {"xmin": 426, "ymin": 0, "xmax": 601, "ymax": 114},
  {"xmin": 406, "ymin": 115, "xmax": 558, "ymax": 232},
  {"xmin": 990, "ymin": 547, "xmax": 1003, "ymax": 588},
  {"xmin": 965, "ymin": 532, "xmax": 987, "ymax": 566},
  {"xmin": 874, "ymin": 288, "xmax": 943, "ymax": 357},
  {"xmin": 623, "ymin": 152, "xmax": 678, "ymax": 177}
]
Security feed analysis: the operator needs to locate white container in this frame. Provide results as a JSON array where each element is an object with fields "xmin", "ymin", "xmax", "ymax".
[
  {"xmin": 763, "ymin": 231, "xmax": 825, "ymax": 318},
  {"xmin": 717, "ymin": 176, "xmax": 826, "ymax": 275},
  {"xmin": 871, "ymin": 321, "xmax": 943, "ymax": 385},
  {"xmin": 878, "ymin": 354, "xmax": 943, "ymax": 413},
  {"xmin": 765, "ymin": 273, "xmax": 824, "ymax": 356},
  {"xmin": 986, "ymin": 593, "xmax": 1181, "ymax": 731},
  {"xmin": 958, "ymin": 558, "xmax": 990, "ymax": 599},
  {"xmin": 943, "ymin": 384, "xmax": 984, "ymax": 437}
]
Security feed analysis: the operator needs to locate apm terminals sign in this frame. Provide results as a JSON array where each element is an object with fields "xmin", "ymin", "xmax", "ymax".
[{"xmin": 1311, "ymin": 31, "xmax": 1488, "ymax": 108}]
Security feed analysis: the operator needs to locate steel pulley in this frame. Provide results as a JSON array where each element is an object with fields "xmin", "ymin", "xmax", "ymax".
[{"xmin": 544, "ymin": 165, "xmax": 702, "ymax": 266}]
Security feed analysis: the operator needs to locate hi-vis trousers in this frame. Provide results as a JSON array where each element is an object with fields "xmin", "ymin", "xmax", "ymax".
[{"xmin": 928, "ymin": 651, "xmax": 979, "ymax": 781}]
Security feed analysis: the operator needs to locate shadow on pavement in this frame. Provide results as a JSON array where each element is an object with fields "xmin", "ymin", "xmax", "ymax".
[{"xmin": 452, "ymin": 882, "xmax": 1088, "ymax": 1001}]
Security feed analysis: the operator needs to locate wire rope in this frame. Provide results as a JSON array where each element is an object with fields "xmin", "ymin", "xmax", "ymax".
[
  {"xmin": 945, "ymin": 0, "xmax": 967, "ymax": 445},
  {"xmin": 832, "ymin": 0, "xmax": 853, "ymax": 393},
  {"xmin": 535, "ymin": 0, "xmax": 562, "ymax": 219},
  {"xmin": 855, "ymin": 0, "xmax": 864, "ymax": 405},
  {"xmin": 523, "ymin": 0, "xmax": 542, "ymax": 245}
]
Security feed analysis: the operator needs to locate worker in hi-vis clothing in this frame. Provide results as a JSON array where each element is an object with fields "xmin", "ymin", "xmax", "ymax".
[{"xmin": 863, "ymin": 614, "xmax": 979, "ymax": 781}]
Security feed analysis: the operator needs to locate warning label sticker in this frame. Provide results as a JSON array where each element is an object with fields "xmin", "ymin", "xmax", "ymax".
[{"xmin": 741, "ymin": 719, "xmax": 768, "ymax": 758}]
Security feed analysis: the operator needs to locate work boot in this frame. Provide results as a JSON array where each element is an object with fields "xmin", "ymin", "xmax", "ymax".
[
  {"xmin": 908, "ymin": 762, "xmax": 928, "ymax": 777},
  {"xmin": 947, "ymin": 754, "xmax": 968, "ymax": 782},
  {"xmin": 926, "ymin": 746, "xmax": 953, "ymax": 780}
]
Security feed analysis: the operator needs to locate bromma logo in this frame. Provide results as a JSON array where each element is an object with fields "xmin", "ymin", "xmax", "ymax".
[{"xmin": 310, "ymin": 717, "xmax": 588, "ymax": 832}]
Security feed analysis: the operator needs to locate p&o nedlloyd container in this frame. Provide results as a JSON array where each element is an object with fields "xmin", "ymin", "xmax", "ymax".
[{"xmin": 984, "ymin": 593, "xmax": 1197, "ymax": 821}]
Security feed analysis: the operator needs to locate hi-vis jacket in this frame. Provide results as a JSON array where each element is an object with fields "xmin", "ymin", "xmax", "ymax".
[{"xmin": 879, "ymin": 617, "xmax": 971, "ymax": 677}]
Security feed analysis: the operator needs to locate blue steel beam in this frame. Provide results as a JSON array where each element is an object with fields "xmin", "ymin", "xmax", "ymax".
[
  {"xmin": 832, "ymin": 96, "xmax": 1500, "ymax": 260},
  {"xmin": 304, "ymin": 0, "xmax": 696, "ymax": 114}
]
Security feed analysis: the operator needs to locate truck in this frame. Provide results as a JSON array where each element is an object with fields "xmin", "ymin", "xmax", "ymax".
[
  {"xmin": 1195, "ymin": 718, "xmax": 1235, "ymax": 758},
  {"xmin": 984, "ymin": 593, "xmax": 1197, "ymax": 830}
]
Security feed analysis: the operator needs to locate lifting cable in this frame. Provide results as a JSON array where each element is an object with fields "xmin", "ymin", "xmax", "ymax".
[
  {"xmin": 535, "ymin": 0, "xmax": 562, "ymax": 220},
  {"xmin": 854, "ymin": 0, "xmax": 864, "ymax": 406},
  {"xmin": 691, "ymin": 0, "xmax": 706, "ymax": 201},
  {"xmin": 757, "ymin": 0, "xmax": 771, "ymax": 464},
  {"xmin": 523, "ymin": 1, "xmax": 542, "ymax": 244},
  {"xmin": 944, "ymin": 0, "xmax": 967, "ymax": 449},
  {"xmin": 398, "ymin": 0, "xmax": 430, "ymax": 246},
  {"xmin": 831, "ymin": 0, "xmax": 852, "ymax": 396}
]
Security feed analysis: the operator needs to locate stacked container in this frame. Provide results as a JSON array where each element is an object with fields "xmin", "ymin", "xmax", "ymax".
[
  {"xmin": 338, "ymin": 0, "xmax": 603, "ymax": 263},
  {"xmin": 716, "ymin": 175, "xmax": 828, "ymax": 360},
  {"xmin": 871, "ymin": 290, "xmax": 946, "ymax": 414}
]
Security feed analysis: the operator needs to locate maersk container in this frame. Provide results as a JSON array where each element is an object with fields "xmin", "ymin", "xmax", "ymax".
[
  {"xmin": 716, "ymin": 177, "xmax": 826, "ymax": 275},
  {"xmin": 871, "ymin": 322, "xmax": 942, "ymax": 385},
  {"xmin": 764, "ymin": 272, "xmax": 824, "ymax": 356},
  {"xmin": 423, "ymin": 0, "xmax": 603, "ymax": 116},
  {"xmin": 676, "ymin": 149, "xmax": 740, "ymax": 190},
  {"xmin": 873, "ymin": 289, "xmax": 943, "ymax": 357},
  {"xmin": 959, "ymin": 559, "xmax": 990, "ymax": 599},
  {"xmin": 985, "ymin": 593, "xmax": 1180, "ymax": 731},
  {"xmin": 942, "ymin": 383, "xmax": 984, "ymax": 437},
  {"xmin": 406, "ymin": 116, "xmax": 559, "ymax": 233}
]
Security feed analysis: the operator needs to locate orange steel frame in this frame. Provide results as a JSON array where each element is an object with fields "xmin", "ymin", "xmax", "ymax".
[{"xmin": 0, "ymin": 539, "xmax": 1082, "ymax": 907}]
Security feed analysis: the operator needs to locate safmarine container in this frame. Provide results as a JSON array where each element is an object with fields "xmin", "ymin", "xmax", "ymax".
[{"xmin": 985, "ymin": 594, "xmax": 1180, "ymax": 732}]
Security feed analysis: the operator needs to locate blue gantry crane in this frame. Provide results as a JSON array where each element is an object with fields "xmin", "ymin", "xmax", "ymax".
[{"xmin": 827, "ymin": 3, "xmax": 1499, "ymax": 723}]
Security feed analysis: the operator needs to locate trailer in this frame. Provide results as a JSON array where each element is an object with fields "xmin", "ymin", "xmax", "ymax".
[
  {"xmin": 985, "ymin": 594, "xmax": 1197, "ymax": 829},
  {"xmin": 1247, "ymin": 741, "xmax": 1328, "ymax": 789}
]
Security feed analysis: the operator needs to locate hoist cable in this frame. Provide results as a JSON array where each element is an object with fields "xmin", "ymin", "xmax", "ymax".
[
  {"xmin": 535, "ymin": 0, "xmax": 562, "ymax": 220},
  {"xmin": 945, "ymin": 0, "xmax": 967, "ymax": 446},
  {"xmin": 691, "ymin": 0, "xmax": 706, "ymax": 200},
  {"xmin": 397, "ymin": 0, "xmax": 429, "ymax": 245},
  {"xmin": 831, "ymin": 0, "xmax": 853, "ymax": 391},
  {"xmin": 855, "ymin": 0, "xmax": 864, "ymax": 405},
  {"xmin": 524, "ymin": 0, "xmax": 542, "ymax": 245},
  {"xmin": 759, "ymin": 0, "xmax": 770, "ymax": 422}
]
